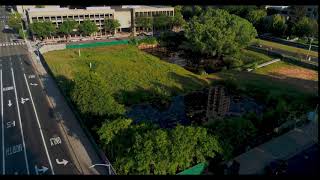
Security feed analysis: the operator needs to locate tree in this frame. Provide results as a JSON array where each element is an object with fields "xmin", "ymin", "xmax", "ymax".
[
  {"xmin": 135, "ymin": 17, "xmax": 153, "ymax": 33},
  {"xmin": 153, "ymin": 14, "xmax": 171, "ymax": 31},
  {"xmin": 184, "ymin": 8, "xmax": 257, "ymax": 59},
  {"xmin": 104, "ymin": 18, "xmax": 121, "ymax": 35},
  {"xmin": 220, "ymin": 5, "xmax": 258, "ymax": 18},
  {"xmin": 193, "ymin": 5, "xmax": 203, "ymax": 17},
  {"xmin": 181, "ymin": 6, "xmax": 194, "ymax": 20},
  {"xmin": 59, "ymin": 19, "xmax": 78, "ymax": 39},
  {"xmin": 293, "ymin": 16, "xmax": 318, "ymax": 38},
  {"xmin": 8, "ymin": 12, "xmax": 22, "ymax": 32},
  {"xmin": 213, "ymin": 117, "xmax": 257, "ymax": 154},
  {"xmin": 246, "ymin": 9, "xmax": 267, "ymax": 33},
  {"xmin": 109, "ymin": 125, "xmax": 224, "ymax": 175},
  {"xmin": 171, "ymin": 11, "xmax": 186, "ymax": 31},
  {"xmin": 29, "ymin": 21, "xmax": 56, "ymax": 40},
  {"xmin": 289, "ymin": 6, "xmax": 307, "ymax": 22},
  {"xmin": 78, "ymin": 20, "xmax": 98, "ymax": 36},
  {"xmin": 264, "ymin": 14, "xmax": 287, "ymax": 37}
]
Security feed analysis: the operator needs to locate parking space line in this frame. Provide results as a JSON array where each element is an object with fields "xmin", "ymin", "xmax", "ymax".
[
  {"xmin": 11, "ymin": 66, "xmax": 30, "ymax": 174},
  {"xmin": 23, "ymin": 72, "xmax": 55, "ymax": 175}
]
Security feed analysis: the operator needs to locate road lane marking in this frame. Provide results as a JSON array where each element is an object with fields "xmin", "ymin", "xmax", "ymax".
[
  {"xmin": 23, "ymin": 73, "xmax": 55, "ymax": 175},
  {"xmin": 5, "ymin": 144, "xmax": 22, "ymax": 156},
  {"xmin": 2, "ymin": 86, "xmax": 13, "ymax": 91},
  {"xmin": 28, "ymin": 75, "xmax": 35, "ymax": 79},
  {"xmin": 34, "ymin": 165, "xmax": 49, "ymax": 175},
  {"xmin": 8, "ymin": 100, "xmax": 12, "ymax": 107},
  {"xmin": 20, "ymin": 97, "xmax": 29, "ymax": 104},
  {"xmin": 11, "ymin": 67, "xmax": 30, "ymax": 174},
  {"xmin": 56, "ymin": 159, "xmax": 68, "ymax": 166},
  {"xmin": 6, "ymin": 121, "xmax": 15, "ymax": 128},
  {"xmin": 49, "ymin": 136, "xmax": 61, "ymax": 146},
  {"xmin": 1, "ymin": 69, "xmax": 4, "ymax": 175},
  {"xmin": 30, "ymin": 83, "xmax": 38, "ymax": 86}
]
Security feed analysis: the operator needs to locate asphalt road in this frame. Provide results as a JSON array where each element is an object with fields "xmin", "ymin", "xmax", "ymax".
[{"xmin": 0, "ymin": 7, "xmax": 79, "ymax": 175}]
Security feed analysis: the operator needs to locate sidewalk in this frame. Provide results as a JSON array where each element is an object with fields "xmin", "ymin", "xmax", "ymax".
[
  {"xmin": 234, "ymin": 120, "xmax": 318, "ymax": 175},
  {"xmin": 26, "ymin": 41, "xmax": 113, "ymax": 175}
]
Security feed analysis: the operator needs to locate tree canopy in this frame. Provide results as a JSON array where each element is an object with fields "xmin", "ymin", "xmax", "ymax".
[
  {"xmin": 264, "ymin": 14, "xmax": 287, "ymax": 37},
  {"xmin": 183, "ymin": 8, "xmax": 257, "ymax": 58},
  {"xmin": 99, "ymin": 123, "xmax": 224, "ymax": 175},
  {"xmin": 59, "ymin": 19, "xmax": 78, "ymax": 36},
  {"xmin": 293, "ymin": 16, "xmax": 318, "ymax": 38},
  {"xmin": 153, "ymin": 14, "xmax": 172, "ymax": 29},
  {"xmin": 8, "ymin": 12, "xmax": 22, "ymax": 32},
  {"xmin": 78, "ymin": 20, "xmax": 98, "ymax": 36},
  {"xmin": 246, "ymin": 9, "xmax": 267, "ymax": 33},
  {"xmin": 29, "ymin": 21, "xmax": 56, "ymax": 39},
  {"xmin": 135, "ymin": 16, "xmax": 153, "ymax": 32},
  {"xmin": 104, "ymin": 19, "xmax": 121, "ymax": 34}
]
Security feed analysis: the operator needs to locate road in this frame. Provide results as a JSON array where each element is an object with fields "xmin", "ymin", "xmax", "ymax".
[{"xmin": 0, "ymin": 6, "xmax": 110, "ymax": 175}]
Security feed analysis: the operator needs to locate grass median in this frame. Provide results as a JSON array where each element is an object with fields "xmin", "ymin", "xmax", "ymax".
[{"xmin": 255, "ymin": 39, "xmax": 318, "ymax": 58}]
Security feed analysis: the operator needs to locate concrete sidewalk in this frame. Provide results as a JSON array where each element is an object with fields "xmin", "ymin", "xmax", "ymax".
[
  {"xmin": 26, "ymin": 41, "xmax": 114, "ymax": 175},
  {"xmin": 234, "ymin": 120, "xmax": 318, "ymax": 175}
]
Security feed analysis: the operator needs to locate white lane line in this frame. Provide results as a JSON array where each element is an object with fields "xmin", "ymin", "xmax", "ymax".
[
  {"xmin": 23, "ymin": 73, "xmax": 55, "ymax": 175},
  {"xmin": 1, "ymin": 69, "xmax": 4, "ymax": 175},
  {"xmin": 11, "ymin": 67, "xmax": 30, "ymax": 175}
]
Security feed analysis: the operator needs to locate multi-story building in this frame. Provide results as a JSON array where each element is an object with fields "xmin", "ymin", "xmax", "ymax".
[
  {"xmin": 23, "ymin": 5, "xmax": 174, "ymax": 38},
  {"xmin": 265, "ymin": 5, "xmax": 318, "ymax": 22}
]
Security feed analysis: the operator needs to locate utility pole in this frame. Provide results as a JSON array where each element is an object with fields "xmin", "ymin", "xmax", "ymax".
[{"xmin": 306, "ymin": 37, "xmax": 313, "ymax": 61}]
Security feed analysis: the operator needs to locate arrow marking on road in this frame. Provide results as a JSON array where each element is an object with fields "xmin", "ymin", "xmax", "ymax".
[
  {"xmin": 56, "ymin": 159, "xmax": 68, "ymax": 166},
  {"xmin": 20, "ymin": 98, "xmax": 30, "ymax": 104},
  {"xmin": 35, "ymin": 165, "xmax": 48, "ymax": 175},
  {"xmin": 30, "ymin": 83, "xmax": 38, "ymax": 86},
  {"xmin": 8, "ymin": 100, "xmax": 12, "ymax": 107}
]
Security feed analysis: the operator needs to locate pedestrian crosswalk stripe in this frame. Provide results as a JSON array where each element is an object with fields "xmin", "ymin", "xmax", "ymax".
[{"xmin": 0, "ymin": 42, "xmax": 26, "ymax": 47}]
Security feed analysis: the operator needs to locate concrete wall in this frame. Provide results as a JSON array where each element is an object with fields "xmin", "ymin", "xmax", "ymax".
[
  {"xmin": 114, "ymin": 10, "xmax": 131, "ymax": 29},
  {"xmin": 39, "ymin": 44, "xmax": 66, "ymax": 54}
]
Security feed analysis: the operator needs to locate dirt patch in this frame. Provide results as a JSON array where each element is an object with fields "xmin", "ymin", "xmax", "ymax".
[{"xmin": 268, "ymin": 67, "xmax": 318, "ymax": 81}]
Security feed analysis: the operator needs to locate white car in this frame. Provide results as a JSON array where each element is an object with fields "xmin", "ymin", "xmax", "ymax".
[{"xmin": 4, "ymin": 25, "xmax": 9, "ymax": 29}]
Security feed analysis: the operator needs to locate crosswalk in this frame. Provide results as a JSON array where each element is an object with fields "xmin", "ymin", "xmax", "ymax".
[
  {"xmin": 0, "ymin": 16, "xmax": 8, "ymax": 19},
  {"xmin": 0, "ymin": 42, "xmax": 25, "ymax": 47}
]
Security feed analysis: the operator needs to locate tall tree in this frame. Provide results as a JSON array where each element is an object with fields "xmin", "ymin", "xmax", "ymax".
[
  {"xmin": 104, "ymin": 18, "xmax": 121, "ymax": 35},
  {"xmin": 135, "ymin": 17, "xmax": 153, "ymax": 33},
  {"xmin": 184, "ymin": 8, "xmax": 257, "ymax": 59},
  {"xmin": 153, "ymin": 14, "xmax": 171, "ymax": 32},
  {"xmin": 29, "ymin": 21, "xmax": 56, "ymax": 40},
  {"xmin": 264, "ymin": 14, "xmax": 288, "ymax": 37},
  {"xmin": 78, "ymin": 20, "xmax": 98, "ymax": 36},
  {"xmin": 59, "ymin": 19, "xmax": 78, "ymax": 39},
  {"xmin": 171, "ymin": 10, "xmax": 186, "ymax": 31},
  {"xmin": 246, "ymin": 9, "xmax": 267, "ymax": 33},
  {"xmin": 8, "ymin": 12, "xmax": 22, "ymax": 32},
  {"xmin": 293, "ymin": 16, "xmax": 318, "ymax": 38}
]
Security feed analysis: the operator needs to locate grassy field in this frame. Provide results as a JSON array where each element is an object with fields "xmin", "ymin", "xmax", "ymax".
[
  {"xmin": 255, "ymin": 39, "xmax": 318, "ymax": 58},
  {"xmin": 44, "ymin": 45, "xmax": 210, "ymax": 105},
  {"xmin": 240, "ymin": 49, "xmax": 273, "ymax": 68}
]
